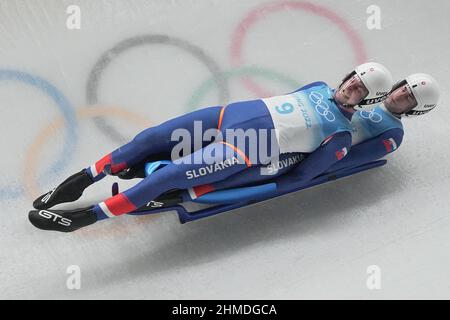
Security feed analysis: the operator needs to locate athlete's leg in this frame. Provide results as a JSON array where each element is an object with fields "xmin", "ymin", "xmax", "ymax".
[
  {"xmin": 180, "ymin": 100, "xmax": 285, "ymax": 198},
  {"xmin": 33, "ymin": 106, "xmax": 223, "ymax": 210},
  {"xmin": 187, "ymin": 152, "xmax": 304, "ymax": 199},
  {"xmin": 87, "ymin": 106, "xmax": 223, "ymax": 181},
  {"xmin": 93, "ymin": 141, "xmax": 252, "ymax": 219}
]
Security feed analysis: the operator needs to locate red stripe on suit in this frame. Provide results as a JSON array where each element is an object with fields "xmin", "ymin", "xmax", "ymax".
[{"xmin": 104, "ymin": 193, "xmax": 137, "ymax": 216}]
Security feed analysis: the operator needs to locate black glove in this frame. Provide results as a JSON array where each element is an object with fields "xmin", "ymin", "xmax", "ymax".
[{"xmin": 103, "ymin": 163, "xmax": 146, "ymax": 180}]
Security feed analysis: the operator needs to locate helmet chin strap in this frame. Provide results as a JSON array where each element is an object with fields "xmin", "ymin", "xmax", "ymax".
[
  {"xmin": 384, "ymin": 89, "xmax": 420, "ymax": 119},
  {"xmin": 330, "ymin": 96, "xmax": 355, "ymax": 121},
  {"xmin": 331, "ymin": 91, "xmax": 356, "ymax": 110},
  {"xmin": 383, "ymin": 100, "xmax": 403, "ymax": 119},
  {"xmin": 339, "ymin": 102, "xmax": 354, "ymax": 109},
  {"xmin": 388, "ymin": 108, "xmax": 403, "ymax": 119}
]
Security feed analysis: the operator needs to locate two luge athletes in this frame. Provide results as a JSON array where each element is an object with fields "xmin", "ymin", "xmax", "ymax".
[{"xmin": 29, "ymin": 62, "xmax": 441, "ymax": 232}]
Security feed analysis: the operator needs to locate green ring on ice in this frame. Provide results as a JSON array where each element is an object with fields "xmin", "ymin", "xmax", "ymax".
[{"xmin": 186, "ymin": 66, "xmax": 303, "ymax": 111}]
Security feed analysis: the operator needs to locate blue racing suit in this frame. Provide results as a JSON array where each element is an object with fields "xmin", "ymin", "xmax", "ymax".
[
  {"xmin": 188, "ymin": 103, "xmax": 404, "ymax": 199},
  {"xmin": 86, "ymin": 82, "xmax": 353, "ymax": 219}
]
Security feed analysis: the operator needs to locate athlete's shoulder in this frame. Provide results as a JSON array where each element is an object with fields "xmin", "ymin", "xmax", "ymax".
[
  {"xmin": 378, "ymin": 105, "xmax": 404, "ymax": 130},
  {"xmin": 386, "ymin": 127, "xmax": 404, "ymax": 138},
  {"xmin": 226, "ymin": 97, "xmax": 265, "ymax": 108},
  {"xmin": 290, "ymin": 81, "xmax": 331, "ymax": 93},
  {"xmin": 355, "ymin": 105, "xmax": 404, "ymax": 130}
]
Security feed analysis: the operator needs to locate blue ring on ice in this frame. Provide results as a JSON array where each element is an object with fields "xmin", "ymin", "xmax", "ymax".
[{"xmin": 0, "ymin": 69, "xmax": 78, "ymax": 199}]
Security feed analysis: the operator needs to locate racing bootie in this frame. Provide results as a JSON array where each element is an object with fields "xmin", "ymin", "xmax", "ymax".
[
  {"xmin": 33, "ymin": 169, "xmax": 94, "ymax": 210},
  {"xmin": 28, "ymin": 206, "xmax": 97, "ymax": 232}
]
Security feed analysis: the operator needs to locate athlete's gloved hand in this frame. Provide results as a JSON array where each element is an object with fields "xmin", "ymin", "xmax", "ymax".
[
  {"xmin": 33, "ymin": 169, "xmax": 94, "ymax": 210},
  {"xmin": 102, "ymin": 163, "xmax": 146, "ymax": 180},
  {"xmin": 28, "ymin": 206, "xmax": 97, "ymax": 232}
]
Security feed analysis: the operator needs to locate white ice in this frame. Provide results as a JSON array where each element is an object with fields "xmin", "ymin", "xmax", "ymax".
[{"xmin": 0, "ymin": 0, "xmax": 449, "ymax": 299}]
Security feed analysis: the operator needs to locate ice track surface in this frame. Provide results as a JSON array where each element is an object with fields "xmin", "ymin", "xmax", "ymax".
[{"xmin": 0, "ymin": 0, "xmax": 449, "ymax": 299}]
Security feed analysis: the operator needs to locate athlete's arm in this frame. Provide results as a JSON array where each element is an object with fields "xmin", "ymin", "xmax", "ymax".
[
  {"xmin": 325, "ymin": 128, "xmax": 404, "ymax": 173},
  {"xmin": 277, "ymin": 131, "xmax": 352, "ymax": 185},
  {"xmin": 289, "ymin": 81, "xmax": 328, "ymax": 94}
]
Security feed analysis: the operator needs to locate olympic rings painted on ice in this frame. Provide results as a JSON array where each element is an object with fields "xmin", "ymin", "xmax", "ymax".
[
  {"xmin": 185, "ymin": 65, "xmax": 302, "ymax": 112},
  {"xmin": 86, "ymin": 34, "xmax": 230, "ymax": 144},
  {"xmin": 0, "ymin": 69, "xmax": 78, "ymax": 199},
  {"xmin": 23, "ymin": 106, "xmax": 153, "ymax": 199},
  {"xmin": 230, "ymin": 0, "xmax": 367, "ymax": 96},
  {"xmin": 5, "ymin": 2, "xmax": 369, "ymax": 203}
]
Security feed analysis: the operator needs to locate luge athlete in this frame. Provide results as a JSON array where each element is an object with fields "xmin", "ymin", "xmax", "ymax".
[
  {"xmin": 29, "ymin": 62, "xmax": 393, "ymax": 232},
  {"xmin": 183, "ymin": 73, "xmax": 440, "ymax": 200},
  {"xmin": 323, "ymin": 73, "xmax": 440, "ymax": 172}
]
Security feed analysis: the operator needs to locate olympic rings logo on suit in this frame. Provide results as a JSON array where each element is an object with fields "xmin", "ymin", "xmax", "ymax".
[
  {"xmin": 359, "ymin": 110, "xmax": 383, "ymax": 123},
  {"xmin": 309, "ymin": 91, "xmax": 336, "ymax": 122}
]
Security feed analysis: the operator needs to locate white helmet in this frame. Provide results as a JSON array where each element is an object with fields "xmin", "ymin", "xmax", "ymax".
[
  {"xmin": 391, "ymin": 73, "xmax": 441, "ymax": 117},
  {"xmin": 339, "ymin": 62, "xmax": 393, "ymax": 109}
]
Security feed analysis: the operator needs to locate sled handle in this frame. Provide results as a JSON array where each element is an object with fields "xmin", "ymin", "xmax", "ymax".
[{"xmin": 145, "ymin": 160, "xmax": 172, "ymax": 176}]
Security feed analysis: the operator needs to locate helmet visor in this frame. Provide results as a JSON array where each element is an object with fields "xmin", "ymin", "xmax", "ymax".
[
  {"xmin": 385, "ymin": 81, "xmax": 418, "ymax": 114},
  {"xmin": 336, "ymin": 73, "xmax": 369, "ymax": 106}
]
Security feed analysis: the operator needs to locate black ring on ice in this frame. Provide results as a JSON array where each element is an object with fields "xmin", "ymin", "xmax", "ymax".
[{"xmin": 86, "ymin": 34, "xmax": 230, "ymax": 143}]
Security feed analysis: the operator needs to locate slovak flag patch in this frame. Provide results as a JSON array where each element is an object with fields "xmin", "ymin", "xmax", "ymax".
[
  {"xmin": 383, "ymin": 138, "xmax": 398, "ymax": 153},
  {"xmin": 335, "ymin": 147, "xmax": 348, "ymax": 160}
]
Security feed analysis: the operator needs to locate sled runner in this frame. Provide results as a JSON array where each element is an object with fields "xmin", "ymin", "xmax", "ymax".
[{"xmin": 126, "ymin": 159, "xmax": 387, "ymax": 224}]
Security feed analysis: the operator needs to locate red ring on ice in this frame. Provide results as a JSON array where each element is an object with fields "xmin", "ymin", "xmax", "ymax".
[{"xmin": 230, "ymin": 0, "xmax": 368, "ymax": 97}]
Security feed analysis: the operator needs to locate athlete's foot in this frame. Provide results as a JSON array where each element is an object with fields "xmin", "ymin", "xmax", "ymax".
[
  {"xmin": 28, "ymin": 206, "xmax": 97, "ymax": 232},
  {"xmin": 33, "ymin": 169, "xmax": 94, "ymax": 210}
]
